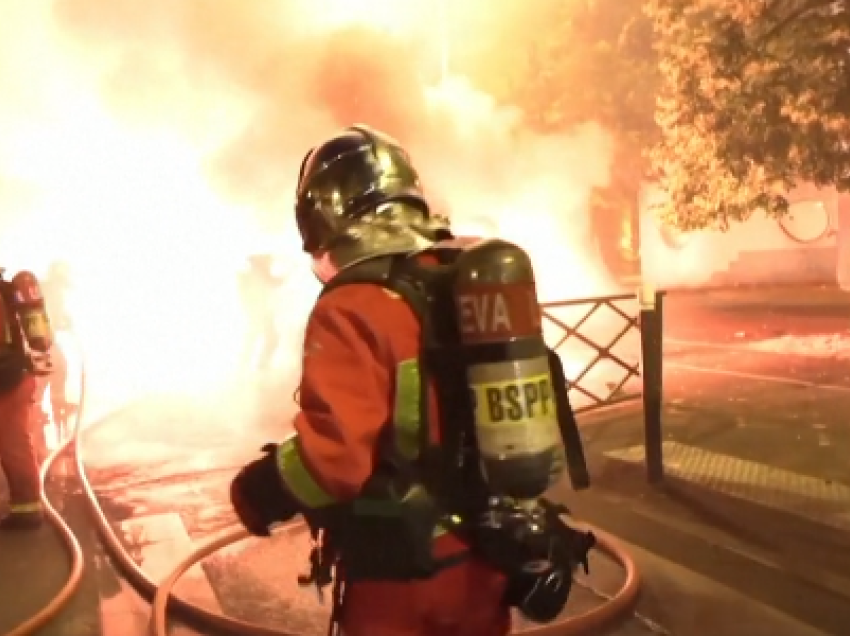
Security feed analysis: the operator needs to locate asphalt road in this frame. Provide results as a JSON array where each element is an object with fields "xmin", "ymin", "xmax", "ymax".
[{"xmin": 663, "ymin": 285, "xmax": 850, "ymax": 343}]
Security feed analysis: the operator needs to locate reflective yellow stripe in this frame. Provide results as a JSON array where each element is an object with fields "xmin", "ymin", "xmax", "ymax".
[
  {"xmin": 276, "ymin": 437, "xmax": 336, "ymax": 508},
  {"xmin": 10, "ymin": 502, "xmax": 41, "ymax": 513},
  {"xmin": 393, "ymin": 359, "xmax": 421, "ymax": 460},
  {"xmin": 23, "ymin": 311, "xmax": 48, "ymax": 338},
  {"xmin": 391, "ymin": 361, "xmax": 459, "ymax": 536},
  {"xmin": 277, "ymin": 359, "xmax": 424, "ymax": 511}
]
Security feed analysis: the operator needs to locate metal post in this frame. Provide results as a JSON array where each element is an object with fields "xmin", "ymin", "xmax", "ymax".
[{"xmin": 638, "ymin": 286, "xmax": 664, "ymax": 483}]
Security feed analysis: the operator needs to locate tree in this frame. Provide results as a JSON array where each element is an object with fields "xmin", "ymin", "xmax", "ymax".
[
  {"xmin": 647, "ymin": 0, "xmax": 850, "ymax": 231},
  {"xmin": 458, "ymin": 0, "xmax": 659, "ymax": 277}
]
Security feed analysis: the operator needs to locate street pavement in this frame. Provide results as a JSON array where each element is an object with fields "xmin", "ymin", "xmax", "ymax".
[
  {"xmin": 663, "ymin": 284, "xmax": 850, "ymax": 343},
  {"xmin": 2, "ymin": 284, "xmax": 849, "ymax": 636}
]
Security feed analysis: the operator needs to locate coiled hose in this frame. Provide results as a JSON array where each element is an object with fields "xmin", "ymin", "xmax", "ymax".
[
  {"xmin": 8, "ymin": 356, "xmax": 644, "ymax": 636},
  {"xmin": 150, "ymin": 523, "xmax": 642, "ymax": 636}
]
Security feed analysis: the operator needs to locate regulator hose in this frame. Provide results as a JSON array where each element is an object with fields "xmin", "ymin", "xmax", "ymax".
[{"xmin": 9, "ymin": 353, "xmax": 644, "ymax": 636}]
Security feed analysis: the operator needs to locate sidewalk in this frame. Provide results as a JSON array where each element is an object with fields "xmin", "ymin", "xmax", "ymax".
[
  {"xmin": 564, "ymin": 380, "xmax": 850, "ymax": 635},
  {"xmin": 663, "ymin": 286, "xmax": 850, "ymax": 346},
  {"xmin": 666, "ymin": 284, "xmax": 850, "ymax": 307},
  {"xmin": 0, "ymin": 461, "xmax": 109, "ymax": 636},
  {"xmin": 604, "ymin": 541, "xmax": 830, "ymax": 636}
]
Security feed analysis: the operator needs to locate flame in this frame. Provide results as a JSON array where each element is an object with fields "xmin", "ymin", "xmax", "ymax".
[
  {"xmin": 0, "ymin": 1, "xmax": 624, "ymax": 416},
  {"xmin": 305, "ymin": 0, "xmax": 425, "ymax": 34},
  {"xmin": 2, "ymin": 85, "xmax": 255, "ymax": 410}
]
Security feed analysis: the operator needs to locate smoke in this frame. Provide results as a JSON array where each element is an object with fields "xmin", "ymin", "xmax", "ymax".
[
  {"xmin": 0, "ymin": 0, "xmax": 616, "ymax": 411},
  {"xmin": 51, "ymin": 0, "xmax": 613, "ymax": 267}
]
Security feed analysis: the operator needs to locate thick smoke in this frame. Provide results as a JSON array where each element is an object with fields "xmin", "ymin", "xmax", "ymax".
[
  {"xmin": 1, "ymin": 0, "xmax": 615, "ymax": 411},
  {"xmin": 51, "ymin": 0, "xmax": 614, "ymax": 279}
]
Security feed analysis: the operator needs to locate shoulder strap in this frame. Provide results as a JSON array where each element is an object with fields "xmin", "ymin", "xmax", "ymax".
[
  {"xmin": 320, "ymin": 254, "xmax": 466, "ymax": 482},
  {"xmin": 319, "ymin": 256, "xmax": 399, "ymax": 298},
  {"xmin": 0, "ymin": 280, "xmax": 26, "ymax": 357},
  {"xmin": 320, "ymin": 256, "xmax": 434, "ymax": 459}
]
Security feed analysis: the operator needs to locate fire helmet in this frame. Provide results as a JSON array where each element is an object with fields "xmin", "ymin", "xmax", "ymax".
[{"xmin": 295, "ymin": 125, "xmax": 450, "ymax": 275}]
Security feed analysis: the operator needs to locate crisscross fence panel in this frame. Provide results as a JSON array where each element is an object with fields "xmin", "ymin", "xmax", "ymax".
[
  {"xmin": 542, "ymin": 289, "xmax": 666, "ymax": 482},
  {"xmin": 542, "ymin": 293, "xmax": 641, "ymax": 414}
]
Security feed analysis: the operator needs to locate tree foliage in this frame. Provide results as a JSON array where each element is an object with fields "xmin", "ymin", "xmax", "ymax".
[
  {"xmin": 457, "ymin": 0, "xmax": 657, "ymax": 175},
  {"xmin": 458, "ymin": 0, "xmax": 658, "ymax": 273},
  {"xmin": 647, "ymin": 0, "xmax": 850, "ymax": 230},
  {"xmin": 529, "ymin": 0, "xmax": 657, "ymax": 274}
]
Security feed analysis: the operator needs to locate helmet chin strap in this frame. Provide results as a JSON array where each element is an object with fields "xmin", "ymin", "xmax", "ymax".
[{"xmin": 310, "ymin": 252, "xmax": 338, "ymax": 285}]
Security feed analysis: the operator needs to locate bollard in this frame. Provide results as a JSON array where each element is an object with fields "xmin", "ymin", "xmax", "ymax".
[{"xmin": 638, "ymin": 285, "xmax": 664, "ymax": 483}]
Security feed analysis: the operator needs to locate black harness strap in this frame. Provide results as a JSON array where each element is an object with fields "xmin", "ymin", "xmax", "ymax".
[
  {"xmin": 0, "ymin": 279, "xmax": 31, "ymax": 390},
  {"xmin": 0, "ymin": 280, "xmax": 26, "ymax": 358},
  {"xmin": 320, "ymin": 254, "xmax": 448, "ymax": 460},
  {"xmin": 320, "ymin": 255, "xmax": 472, "ymax": 562},
  {"xmin": 547, "ymin": 349, "xmax": 591, "ymax": 491}
]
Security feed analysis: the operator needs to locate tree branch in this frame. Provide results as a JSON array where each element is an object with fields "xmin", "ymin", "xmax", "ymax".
[{"xmin": 757, "ymin": 0, "xmax": 839, "ymax": 45}]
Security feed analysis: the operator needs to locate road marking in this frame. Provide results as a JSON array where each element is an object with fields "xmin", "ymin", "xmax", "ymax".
[
  {"xmin": 666, "ymin": 336, "xmax": 848, "ymax": 356},
  {"xmin": 665, "ymin": 337, "xmax": 763, "ymax": 353},
  {"xmin": 118, "ymin": 513, "xmax": 222, "ymax": 613},
  {"xmin": 604, "ymin": 442, "xmax": 850, "ymax": 531},
  {"xmin": 667, "ymin": 335, "xmax": 850, "ymax": 357},
  {"xmin": 665, "ymin": 361, "xmax": 850, "ymax": 393}
]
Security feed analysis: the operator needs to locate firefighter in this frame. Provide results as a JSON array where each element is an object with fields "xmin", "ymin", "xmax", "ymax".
[
  {"xmin": 239, "ymin": 254, "xmax": 285, "ymax": 371},
  {"xmin": 0, "ymin": 268, "xmax": 53, "ymax": 530},
  {"xmin": 229, "ymin": 126, "xmax": 593, "ymax": 636}
]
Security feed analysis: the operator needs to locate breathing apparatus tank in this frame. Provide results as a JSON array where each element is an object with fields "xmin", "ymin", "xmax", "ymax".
[
  {"xmin": 453, "ymin": 238, "xmax": 565, "ymax": 505},
  {"xmin": 10, "ymin": 270, "xmax": 53, "ymax": 353}
]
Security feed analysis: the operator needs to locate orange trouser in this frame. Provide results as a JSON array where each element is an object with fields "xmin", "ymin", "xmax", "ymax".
[
  {"xmin": 338, "ymin": 551, "xmax": 511, "ymax": 636},
  {"xmin": 0, "ymin": 375, "xmax": 40, "ymax": 511}
]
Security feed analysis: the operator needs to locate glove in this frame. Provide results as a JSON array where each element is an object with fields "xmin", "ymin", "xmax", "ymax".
[{"xmin": 230, "ymin": 443, "xmax": 300, "ymax": 537}]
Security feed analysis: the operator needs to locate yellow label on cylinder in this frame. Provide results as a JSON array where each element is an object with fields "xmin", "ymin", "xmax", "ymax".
[
  {"xmin": 471, "ymin": 373, "xmax": 561, "ymax": 456},
  {"xmin": 472, "ymin": 373, "xmax": 553, "ymax": 425},
  {"xmin": 23, "ymin": 311, "xmax": 47, "ymax": 338}
]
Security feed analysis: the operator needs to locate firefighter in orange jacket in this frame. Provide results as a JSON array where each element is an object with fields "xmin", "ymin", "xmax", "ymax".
[
  {"xmin": 0, "ymin": 268, "xmax": 53, "ymax": 530},
  {"xmin": 229, "ymin": 126, "xmax": 593, "ymax": 636}
]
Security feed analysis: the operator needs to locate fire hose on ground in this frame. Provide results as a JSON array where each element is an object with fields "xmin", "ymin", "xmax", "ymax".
[{"xmin": 8, "ymin": 346, "xmax": 644, "ymax": 636}]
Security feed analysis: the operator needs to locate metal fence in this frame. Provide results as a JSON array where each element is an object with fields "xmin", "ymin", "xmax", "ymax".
[{"xmin": 542, "ymin": 289, "xmax": 666, "ymax": 483}]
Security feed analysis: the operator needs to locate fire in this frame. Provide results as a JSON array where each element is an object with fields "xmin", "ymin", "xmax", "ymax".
[
  {"xmin": 0, "ymin": 0, "xmax": 624, "ymax": 417},
  {"xmin": 304, "ymin": 0, "xmax": 425, "ymax": 34},
  {"xmin": 2, "ymin": 87, "xmax": 254, "ymax": 411}
]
